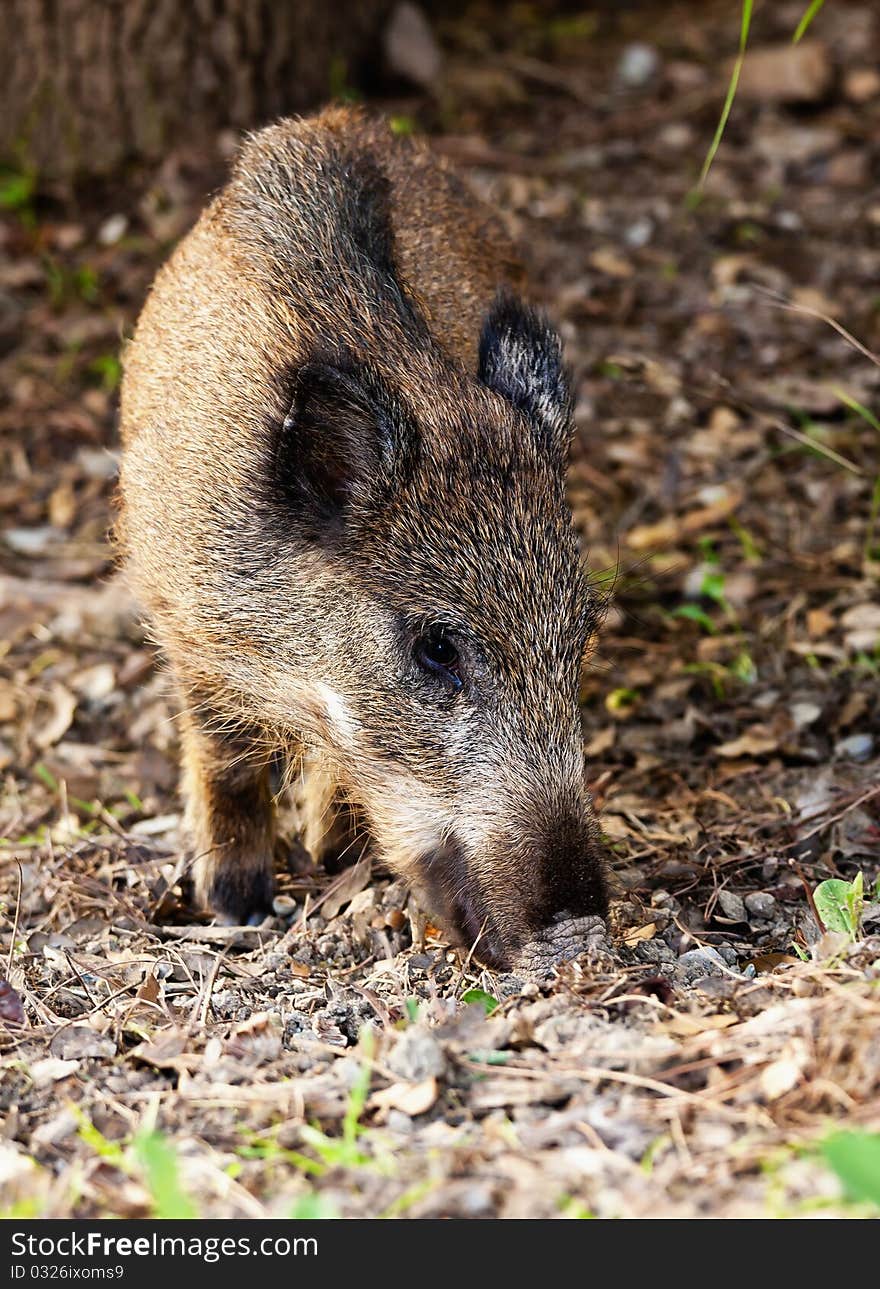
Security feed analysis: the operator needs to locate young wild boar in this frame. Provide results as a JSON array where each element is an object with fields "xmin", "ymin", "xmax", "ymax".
[{"xmin": 118, "ymin": 107, "xmax": 608, "ymax": 970}]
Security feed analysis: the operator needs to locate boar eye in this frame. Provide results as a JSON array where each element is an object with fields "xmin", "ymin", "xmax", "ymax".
[{"xmin": 413, "ymin": 628, "xmax": 463, "ymax": 690}]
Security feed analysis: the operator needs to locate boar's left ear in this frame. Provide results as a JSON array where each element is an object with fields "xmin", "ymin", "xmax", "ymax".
[
  {"xmin": 477, "ymin": 293, "xmax": 573, "ymax": 463},
  {"xmin": 275, "ymin": 359, "xmax": 417, "ymax": 535}
]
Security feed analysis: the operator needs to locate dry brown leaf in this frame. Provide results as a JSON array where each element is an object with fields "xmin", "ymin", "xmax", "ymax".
[
  {"xmin": 736, "ymin": 41, "xmax": 832, "ymax": 104},
  {"xmin": 34, "ymin": 683, "xmax": 77, "ymax": 749},
  {"xmin": 626, "ymin": 488, "xmax": 742, "ymax": 551},
  {"xmin": 760, "ymin": 1043, "xmax": 809, "ymax": 1100},
  {"xmin": 584, "ymin": 725, "xmax": 615, "ymax": 757},
  {"xmin": 622, "ymin": 922, "xmax": 657, "ymax": 946},
  {"xmin": 131, "ymin": 1033, "xmax": 199, "ymax": 1072},
  {"xmin": 72, "ymin": 663, "xmax": 116, "ymax": 701},
  {"xmin": 664, "ymin": 1013, "xmax": 739, "ymax": 1038},
  {"xmin": 371, "ymin": 1076, "xmax": 438, "ymax": 1118},
  {"xmin": 0, "ymin": 978, "xmax": 26, "ymax": 1026},
  {"xmin": 715, "ymin": 728, "xmax": 778, "ymax": 759},
  {"xmin": 28, "ymin": 1057, "xmax": 80, "ymax": 1085},
  {"xmin": 841, "ymin": 603, "xmax": 880, "ymax": 653},
  {"xmin": 0, "ymin": 683, "xmax": 17, "ymax": 723},
  {"xmin": 806, "ymin": 607, "xmax": 835, "ymax": 639},
  {"xmin": 136, "ymin": 973, "xmax": 160, "ymax": 1004},
  {"xmin": 589, "ymin": 248, "xmax": 633, "ymax": 278},
  {"xmin": 322, "ymin": 855, "xmax": 372, "ymax": 920},
  {"xmin": 746, "ymin": 953, "xmax": 800, "ymax": 974}
]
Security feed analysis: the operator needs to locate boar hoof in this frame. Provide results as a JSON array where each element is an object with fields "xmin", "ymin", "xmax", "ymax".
[{"xmin": 197, "ymin": 859, "xmax": 275, "ymax": 928}]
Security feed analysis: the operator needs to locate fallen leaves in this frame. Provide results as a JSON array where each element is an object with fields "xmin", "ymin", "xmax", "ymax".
[
  {"xmin": 622, "ymin": 922, "xmax": 657, "ymax": 947},
  {"xmin": 370, "ymin": 1076, "xmax": 438, "ymax": 1119},
  {"xmin": 715, "ymin": 727, "xmax": 779, "ymax": 759},
  {"xmin": 625, "ymin": 487, "xmax": 743, "ymax": 551},
  {"xmin": 736, "ymin": 41, "xmax": 832, "ymax": 104},
  {"xmin": 0, "ymin": 978, "xmax": 25, "ymax": 1026},
  {"xmin": 33, "ymin": 682, "xmax": 77, "ymax": 749},
  {"xmin": 1, "ymin": 0, "xmax": 879, "ymax": 1225},
  {"xmin": 760, "ymin": 1042, "xmax": 810, "ymax": 1101}
]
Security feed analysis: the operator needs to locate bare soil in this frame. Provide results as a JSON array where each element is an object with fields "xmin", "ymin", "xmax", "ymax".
[{"xmin": 1, "ymin": 1, "xmax": 879, "ymax": 1218}]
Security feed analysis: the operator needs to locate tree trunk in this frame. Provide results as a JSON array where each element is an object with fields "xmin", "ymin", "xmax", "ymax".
[{"xmin": 1, "ymin": 0, "xmax": 392, "ymax": 179}]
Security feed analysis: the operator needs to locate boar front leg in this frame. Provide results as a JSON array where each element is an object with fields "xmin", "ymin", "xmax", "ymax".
[
  {"xmin": 179, "ymin": 699, "xmax": 278, "ymax": 924},
  {"xmin": 295, "ymin": 754, "xmax": 368, "ymax": 873}
]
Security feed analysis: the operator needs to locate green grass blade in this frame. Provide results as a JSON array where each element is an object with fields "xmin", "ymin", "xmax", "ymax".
[
  {"xmin": 831, "ymin": 386, "xmax": 880, "ymax": 434},
  {"xmin": 133, "ymin": 1131, "xmax": 196, "ymax": 1219},
  {"xmin": 699, "ymin": 0, "xmax": 753, "ymax": 187},
  {"xmin": 793, "ymin": 0, "xmax": 826, "ymax": 43}
]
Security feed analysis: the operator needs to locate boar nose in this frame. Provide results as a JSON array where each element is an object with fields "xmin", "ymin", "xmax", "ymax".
[{"xmin": 529, "ymin": 808, "xmax": 608, "ymax": 931}]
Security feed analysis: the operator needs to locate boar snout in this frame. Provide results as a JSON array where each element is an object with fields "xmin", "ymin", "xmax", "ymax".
[{"xmin": 420, "ymin": 807, "xmax": 608, "ymax": 970}]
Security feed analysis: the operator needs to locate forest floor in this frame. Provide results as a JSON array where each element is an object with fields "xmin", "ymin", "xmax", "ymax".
[{"xmin": 1, "ymin": 1, "xmax": 879, "ymax": 1219}]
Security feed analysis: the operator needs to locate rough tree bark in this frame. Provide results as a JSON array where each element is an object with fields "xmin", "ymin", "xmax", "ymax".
[{"xmin": 1, "ymin": 0, "xmax": 392, "ymax": 179}]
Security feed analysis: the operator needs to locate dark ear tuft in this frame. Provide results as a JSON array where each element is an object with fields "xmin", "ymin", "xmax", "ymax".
[
  {"xmin": 275, "ymin": 360, "xmax": 415, "ymax": 534},
  {"xmin": 478, "ymin": 293, "xmax": 573, "ymax": 462}
]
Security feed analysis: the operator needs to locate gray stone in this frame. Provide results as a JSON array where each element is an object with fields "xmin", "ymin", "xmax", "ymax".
[
  {"xmin": 745, "ymin": 891, "xmax": 777, "ymax": 920},
  {"xmin": 835, "ymin": 733, "xmax": 874, "ymax": 762},
  {"xmin": 617, "ymin": 43, "xmax": 661, "ymax": 89},
  {"xmin": 675, "ymin": 946, "xmax": 727, "ymax": 983},
  {"xmin": 717, "ymin": 890, "xmax": 747, "ymax": 922},
  {"xmin": 791, "ymin": 701, "xmax": 821, "ymax": 730},
  {"xmin": 388, "ymin": 1027, "xmax": 446, "ymax": 1082},
  {"xmin": 624, "ymin": 216, "xmax": 654, "ymax": 248}
]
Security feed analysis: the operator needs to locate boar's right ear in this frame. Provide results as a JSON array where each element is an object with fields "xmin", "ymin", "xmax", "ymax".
[
  {"xmin": 275, "ymin": 360, "xmax": 416, "ymax": 532},
  {"xmin": 477, "ymin": 293, "xmax": 573, "ymax": 464}
]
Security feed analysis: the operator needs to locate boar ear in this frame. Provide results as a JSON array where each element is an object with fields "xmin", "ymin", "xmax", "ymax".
[
  {"xmin": 276, "ymin": 361, "xmax": 415, "ymax": 529},
  {"xmin": 477, "ymin": 293, "xmax": 573, "ymax": 463}
]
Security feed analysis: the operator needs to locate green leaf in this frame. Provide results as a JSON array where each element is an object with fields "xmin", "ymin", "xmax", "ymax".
[
  {"xmin": 288, "ymin": 1193, "xmax": 337, "ymax": 1218},
  {"xmin": 461, "ymin": 988, "xmax": 499, "ymax": 1016},
  {"xmin": 606, "ymin": 686, "xmax": 640, "ymax": 710},
  {"xmin": 132, "ymin": 1131, "xmax": 196, "ymax": 1219},
  {"xmin": 822, "ymin": 1132, "xmax": 880, "ymax": 1206},
  {"xmin": 0, "ymin": 171, "xmax": 35, "ymax": 210},
  {"xmin": 730, "ymin": 651, "xmax": 757, "ymax": 684},
  {"xmin": 673, "ymin": 604, "xmax": 717, "ymax": 634},
  {"xmin": 813, "ymin": 878, "xmax": 858, "ymax": 937},
  {"xmin": 699, "ymin": 571, "xmax": 728, "ymax": 605},
  {"xmin": 73, "ymin": 1108, "xmax": 125, "ymax": 1165}
]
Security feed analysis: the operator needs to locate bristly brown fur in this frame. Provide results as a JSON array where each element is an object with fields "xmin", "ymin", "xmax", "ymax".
[{"xmin": 118, "ymin": 107, "xmax": 608, "ymax": 966}]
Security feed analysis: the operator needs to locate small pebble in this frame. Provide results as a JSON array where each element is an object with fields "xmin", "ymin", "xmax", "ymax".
[
  {"xmin": 762, "ymin": 855, "xmax": 781, "ymax": 881},
  {"xmin": 790, "ymin": 701, "xmax": 821, "ymax": 730},
  {"xmin": 675, "ymin": 945, "xmax": 727, "ymax": 982},
  {"xmin": 717, "ymin": 890, "xmax": 747, "ymax": 922},
  {"xmin": 388, "ymin": 1028, "xmax": 446, "ymax": 1082},
  {"xmin": 98, "ymin": 213, "xmax": 128, "ymax": 246},
  {"xmin": 834, "ymin": 733, "xmax": 874, "ymax": 762},
  {"xmin": 745, "ymin": 891, "xmax": 777, "ymax": 920},
  {"xmin": 617, "ymin": 42, "xmax": 661, "ymax": 88},
  {"xmin": 624, "ymin": 216, "xmax": 654, "ymax": 248}
]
